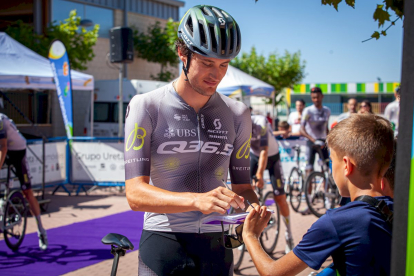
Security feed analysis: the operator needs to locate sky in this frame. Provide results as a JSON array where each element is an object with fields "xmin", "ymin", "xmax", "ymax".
[{"xmin": 179, "ymin": 0, "xmax": 403, "ymax": 84}]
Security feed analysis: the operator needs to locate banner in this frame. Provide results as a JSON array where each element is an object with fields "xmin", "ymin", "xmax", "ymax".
[{"xmin": 49, "ymin": 40, "xmax": 74, "ymax": 138}]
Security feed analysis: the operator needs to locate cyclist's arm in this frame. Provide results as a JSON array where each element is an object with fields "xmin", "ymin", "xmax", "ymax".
[
  {"xmin": 0, "ymin": 138, "xmax": 7, "ymax": 168},
  {"xmin": 300, "ymin": 125, "xmax": 315, "ymax": 143},
  {"xmin": 125, "ymin": 176, "xmax": 245, "ymax": 214},
  {"xmin": 254, "ymin": 146, "xmax": 268, "ymax": 189},
  {"xmin": 243, "ymin": 206, "xmax": 308, "ymax": 276}
]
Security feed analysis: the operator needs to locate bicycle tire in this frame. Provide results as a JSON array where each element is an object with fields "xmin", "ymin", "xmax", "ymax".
[
  {"xmin": 259, "ymin": 191, "xmax": 280, "ymax": 254},
  {"xmin": 305, "ymin": 171, "xmax": 333, "ymax": 218},
  {"xmin": 229, "ymin": 222, "xmax": 245, "ymax": 270},
  {"xmin": 3, "ymin": 190, "xmax": 27, "ymax": 251},
  {"xmin": 288, "ymin": 167, "xmax": 304, "ymax": 213}
]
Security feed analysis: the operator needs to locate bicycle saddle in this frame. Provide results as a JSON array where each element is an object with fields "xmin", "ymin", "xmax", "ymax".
[{"xmin": 102, "ymin": 233, "xmax": 134, "ymax": 250}]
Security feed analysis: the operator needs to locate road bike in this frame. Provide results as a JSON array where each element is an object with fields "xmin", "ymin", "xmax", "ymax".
[
  {"xmin": 287, "ymin": 145, "xmax": 305, "ymax": 213},
  {"xmin": 304, "ymin": 141, "xmax": 341, "ymax": 218},
  {"xmin": 0, "ymin": 164, "xmax": 28, "ymax": 251},
  {"xmin": 231, "ymin": 179, "xmax": 280, "ymax": 270}
]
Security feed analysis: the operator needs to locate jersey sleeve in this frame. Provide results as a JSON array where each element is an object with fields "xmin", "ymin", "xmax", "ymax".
[
  {"xmin": 258, "ymin": 116, "xmax": 269, "ymax": 148},
  {"xmin": 124, "ymin": 95, "xmax": 153, "ymax": 180},
  {"xmin": 292, "ymin": 213, "xmax": 340, "ymax": 270},
  {"xmin": 301, "ymin": 108, "xmax": 309, "ymax": 127},
  {"xmin": 0, "ymin": 117, "xmax": 7, "ymax": 140},
  {"xmin": 229, "ymin": 107, "xmax": 252, "ymax": 184}
]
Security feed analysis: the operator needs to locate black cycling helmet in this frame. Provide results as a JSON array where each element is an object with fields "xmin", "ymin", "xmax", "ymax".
[{"xmin": 178, "ymin": 5, "xmax": 241, "ymax": 60}]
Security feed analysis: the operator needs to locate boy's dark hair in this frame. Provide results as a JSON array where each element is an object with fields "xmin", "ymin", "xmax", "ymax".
[
  {"xmin": 384, "ymin": 140, "xmax": 397, "ymax": 191},
  {"xmin": 278, "ymin": 120, "xmax": 289, "ymax": 130},
  {"xmin": 326, "ymin": 114, "xmax": 394, "ymax": 177}
]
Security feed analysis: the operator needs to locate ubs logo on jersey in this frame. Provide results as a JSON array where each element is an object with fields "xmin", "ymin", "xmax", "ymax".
[{"xmin": 164, "ymin": 128, "xmax": 197, "ymax": 139}]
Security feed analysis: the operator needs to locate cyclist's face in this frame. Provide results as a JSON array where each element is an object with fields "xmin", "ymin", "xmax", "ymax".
[
  {"xmin": 310, "ymin": 92, "xmax": 323, "ymax": 108},
  {"xmin": 330, "ymin": 149, "xmax": 350, "ymax": 197},
  {"xmin": 184, "ymin": 53, "xmax": 230, "ymax": 97}
]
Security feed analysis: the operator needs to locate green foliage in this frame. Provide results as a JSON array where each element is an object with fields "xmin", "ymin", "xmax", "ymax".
[
  {"xmin": 133, "ymin": 19, "xmax": 179, "ymax": 82},
  {"xmin": 231, "ymin": 47, "xmax": 306, "ymax": 105},
  {"xmin": 5, "ymin": 10, "xmax": 99, "ymax": 71}
]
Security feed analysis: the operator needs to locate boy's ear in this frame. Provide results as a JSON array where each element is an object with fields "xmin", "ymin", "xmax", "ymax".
[
  {"xmin": 343, "ymin": 156, "xmax": 354, "ymax": 176},
  {"xmin": 381, "ymin": 178, "xmax": 386, "ymax": 191}
]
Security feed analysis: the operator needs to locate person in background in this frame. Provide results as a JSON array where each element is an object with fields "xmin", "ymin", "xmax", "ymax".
[
  {"xmin": 384, "ymin": 86, "xmax": 400, "ymax": 136},
  {"xmin": 273, "ymin": 121, "xmax": 290, "ymax": 139},
  {"xmin": 337, "ymin": 98, "xmax": 358, "ymax": 122},
  {"xmin": 287, "ymin": 99, "xmax": 305, "ymax": 136},
  {"xmin": 358, "ymin": 100, "xmax": 374, "ymax": 114},
  {"xmin": 266, "ymin": 112, "xmax": 273, "ymax": 129}
]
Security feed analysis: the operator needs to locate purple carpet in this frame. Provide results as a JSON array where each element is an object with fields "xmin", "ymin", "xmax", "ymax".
[{"xmin": 0, "ymin": 210, "xmax": 144, "ymax": 275}]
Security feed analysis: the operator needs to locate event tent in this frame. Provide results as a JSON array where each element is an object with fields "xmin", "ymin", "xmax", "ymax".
[
  {"xmin": 217, "ymin": 65, "xmax": 274, "ymax": 98},
  {"xmin": 0, "ymin": 32, "xmax": 94, "ymax": 91}
]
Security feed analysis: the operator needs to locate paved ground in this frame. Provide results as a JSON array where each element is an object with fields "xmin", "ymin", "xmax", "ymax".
[{"xmin": 11, "ymin": 185, "xmax": 331, "ymax": 276}]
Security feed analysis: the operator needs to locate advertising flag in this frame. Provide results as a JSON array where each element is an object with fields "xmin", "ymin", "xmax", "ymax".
[{"xmin": 48, "ymin": 40, "xmax": 73, "ymax": 138}]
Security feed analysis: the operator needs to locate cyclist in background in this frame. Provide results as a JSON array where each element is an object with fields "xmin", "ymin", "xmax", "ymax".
[
  {"xmin": 124, "ymin": 5, "xmax": 258, "ymax": 275},
  {"xmin": 0, "ymin": 107, "xmax": 48, "ymax": 250},
  {"xmin": 384, "ymin": 86, "xmax": 400, "ymax": 136},
  {"xmin": 287, "ymin": 99, "xmax": 305, "ymax": 136},
  {"xmin": 300, "ymin": 87, "xmax": 331, "ymax": 214},
  {"xmin": 251, "ymin": 115, "xmax": 294, "ymax": 253}
]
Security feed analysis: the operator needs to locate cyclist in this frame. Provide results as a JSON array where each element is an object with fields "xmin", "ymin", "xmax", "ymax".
[
  {"xmin": 242, "ymin": 114, "xmax": 394, "ymax": 276},
  {"xmin": 124, "ymin": 5, "xmax": 258, "ymax": 275},
  {"xmin": 384, "ymin": 86, "xmax": 400, "ymax": 136},
  {"xmin": 251, "ymin": 115, "xmax": 294, "ymax": 253},
  {"xmin": 0, "ymin": 111, "xmax": 48, "ymax": 250},
  {"xmin": 300, "ymin": 87, "xmax": 331, "ymax": 213}
]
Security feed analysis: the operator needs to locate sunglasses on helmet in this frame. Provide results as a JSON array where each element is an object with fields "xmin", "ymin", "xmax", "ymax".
[{"xmin": 218, "ymin": 221, "xmax": 244, "ymax": 249}]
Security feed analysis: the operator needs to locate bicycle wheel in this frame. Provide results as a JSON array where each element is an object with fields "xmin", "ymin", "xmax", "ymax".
[
  {"xmin": 305, "ymin": 172, "xmax": 330, "ymax": 218},
  {"xmin": 229, "ymin": 222, "xmax": 245, "ymax": 270},
  {"xmin": 3, "ymin": 191, "xmax": 27, "ymax": 251},
  {"xmin": 288, "ymin": 167, "xmax": 303, "ymax": 213},
  {"xmin": 259, "ymin": 191, "xmax": 280, "ymax": 254}
]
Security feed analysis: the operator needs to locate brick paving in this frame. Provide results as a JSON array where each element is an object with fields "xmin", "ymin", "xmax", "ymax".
[{"xmin": 14, "ymin": 185, "xmax": 331, "ymax": 276}]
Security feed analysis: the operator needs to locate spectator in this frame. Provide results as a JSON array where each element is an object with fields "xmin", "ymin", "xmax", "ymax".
[
  {"xmin": 266, "ymin": 112, "xmax": 273, "ymax": 129},
  {"xmin": 273, "ymin": 121, "xmax": 290, "ymax": 139},
  {"xmin": 359, "ymin": 100, "xmax": 373, "ymax": 114},
  {"xmin": 384, "ymin": 86, "xmax": 400, "ymax": 136},
  {"xmin": 288, "ymin": 99, "xmax": 305, "ymax": 136},
  {"xmin": 337, "ymin": 98, "xmax": 358, "ymax": 122}
]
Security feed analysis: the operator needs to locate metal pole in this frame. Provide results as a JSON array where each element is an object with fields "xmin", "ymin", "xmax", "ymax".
[
  {"xmin": 42, "ymin": 137, "xmax": 45, "ymax": 200},
  {"xmin": 123, "ymin": 0, "xmax": 128, "ymax": 79},
  {"xmin": 90, "ymin": 90, "xmax": 94, "ymax": 137},
  {"xmin": 118, "ymin": 67, "xmax": 123, "ymax": 137}
]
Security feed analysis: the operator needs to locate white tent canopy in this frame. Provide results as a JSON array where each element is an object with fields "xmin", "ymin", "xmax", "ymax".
[
  {"xmin": 217, "ymin": 65, "xmax": 274, "ymax": 98},
  {"xmin": 0, "ymin": 32, "xmax": 94, "ymax": 91}
]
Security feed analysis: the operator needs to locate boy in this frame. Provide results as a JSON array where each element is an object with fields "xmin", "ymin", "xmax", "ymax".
[
  {"xmin": 242, "ymin": 114, "xmax": 394, "ymax": 276},
  {"xmin": 273, "ymin": 120, "xmax": 290, "ymax": 139}
]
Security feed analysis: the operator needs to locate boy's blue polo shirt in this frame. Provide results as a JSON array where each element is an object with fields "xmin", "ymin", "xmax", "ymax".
[{"xmin": 293, "ymin": 196, "xmax": 393, "ymax": 276}]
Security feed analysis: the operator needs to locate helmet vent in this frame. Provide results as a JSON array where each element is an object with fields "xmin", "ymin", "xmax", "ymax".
[
  {"xmin": 209, "ymin": 24, "xmax": 217, "ymax": 53},
  {"xmin": 202, "ymin": 7, "xmax": 213, "ymax": 16},
  {"xmin": 198, "ymin": 21, "xmax": 207, "ymax": 48},
  {"xmin": 192, "ymin": 46, "xmax": 207, "ymax": 56},
  {"xmin": 211, "ymin": 7, "xmax": 224, "ymax": 18},
  {"xmin": 186, "ymin": 16, "xmax": 193, "ymax": 36},
  {"xmin": 229, "ymin": 24, "xmax": 234, "ymax": 55},
  {"xmin": 220, "ymin": 27, "xmax": 227, "ymax": 55},
  {"xmin": 236, "ymin": 24, "xmax": 241, "ymax": 53}
]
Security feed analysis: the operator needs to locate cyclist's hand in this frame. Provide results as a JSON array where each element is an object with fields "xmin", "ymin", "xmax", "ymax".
[
  {"xmin": 242, "ymin": 205, "xmax": 272, "ymax": 240},
  {"xmin": 253, "ymin": 175, "xmax": 264, "ymax": 189},
  {"xmin": 194, "ymin": 187, "xmax": 245, "ymax": 214}
]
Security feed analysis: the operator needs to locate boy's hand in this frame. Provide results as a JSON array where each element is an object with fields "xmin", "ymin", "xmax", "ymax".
[{"xmin": 242, "ymin": 205, "xmax": 272, "ymax": 241}]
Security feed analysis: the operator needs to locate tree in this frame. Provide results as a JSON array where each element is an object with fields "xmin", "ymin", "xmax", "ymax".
[
  {"xmin": 133, "ymin": 19, "xmax": 179, "ymax": 81},
  {"xmin": 231, "ymin": 46, "xmax": 306, "ymax": 105},
  {"xmin": 5, "ymin": 10, "xmax": 99, "ymax": 71},
  {"xmin": 255, "ymin": 0, "xmax": 404, "ymax": 41}
]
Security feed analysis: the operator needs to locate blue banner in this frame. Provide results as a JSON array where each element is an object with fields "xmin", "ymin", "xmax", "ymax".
[{"xmin": 49, "ymin": 40, "xmax": 73, "ymax": 138}]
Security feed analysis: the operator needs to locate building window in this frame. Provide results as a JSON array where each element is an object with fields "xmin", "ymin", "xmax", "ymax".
[{"xmin": 52, "ymin": 0, "xmax": 113, "ymax": 38}]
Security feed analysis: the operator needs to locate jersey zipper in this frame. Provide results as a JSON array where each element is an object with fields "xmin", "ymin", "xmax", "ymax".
[{"xmin": 196, "ymin": 113, "xmax": 203, "ymax": 233}]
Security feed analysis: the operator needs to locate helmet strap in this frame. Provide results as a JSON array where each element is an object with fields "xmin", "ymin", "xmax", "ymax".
[{"xmin": 183, "ymin": 52, "xmax": 192, "ymax": 81}]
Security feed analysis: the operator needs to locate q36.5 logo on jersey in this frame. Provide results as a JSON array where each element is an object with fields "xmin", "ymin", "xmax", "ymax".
[
  {"xmin": 125, "ymin": 123, "xmax": 146, "ymax": 152},
  {"xmin": 236, "ymin": 134, "xmax": 251, "ymax": 159},
  {"xmin": 157, "ymin": 141, "xmax": 233, "ymax": 156}
]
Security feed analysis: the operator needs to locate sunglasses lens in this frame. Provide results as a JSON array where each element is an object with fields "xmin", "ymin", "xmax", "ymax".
[{"xmin": 224, "ymin": 235, "xmax": 243, "ymax": 249}]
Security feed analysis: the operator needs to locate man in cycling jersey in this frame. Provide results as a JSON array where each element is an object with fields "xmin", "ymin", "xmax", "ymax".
[
  {"xmin": 124, "ymin": 5, "xmax": 258, "ymax": 275},
  {"xmin": 0, "ymin": 111, "xmax": 48, "ymax": 250},
  {"xmin": 250, "ymin": 115, "xmax": 294, "ymax": 253}
]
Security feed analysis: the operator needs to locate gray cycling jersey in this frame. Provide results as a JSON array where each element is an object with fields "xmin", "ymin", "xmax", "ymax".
[
  {"xmin": 301, "ymin": 105, "xmax": 331, "ymax": 140},
  {"xmin": 384, "ymin": 100, "xmax": 399, "ymax": 136},
  {"xmin": 0, "ymin": 113, "xmax": 26, "ymax": 150},
  {"xmin": 251, "ymin": 115, "xmax": 279, "ymax": 157},
  {"xmin": 124, "ymin": 83, "xmax": 252, "ymax": 233}
]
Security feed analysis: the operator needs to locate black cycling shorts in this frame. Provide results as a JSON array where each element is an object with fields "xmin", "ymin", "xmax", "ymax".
[
  {"xmin": 250, "ymin": 153, "xmax": 285, "ymax": 196},
  {"xmin": 138, "ymin": 230, "xmax": 233, "ymax": 276},
  {"xmin": 5, "ymin": 149, "xmax": 31, "ymax": 191}
]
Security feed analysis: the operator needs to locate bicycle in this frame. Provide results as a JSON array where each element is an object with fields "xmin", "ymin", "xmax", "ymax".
[
  {"xmin": 287, "ymin": 145, "xmax": 305, "ymax": 212},
  {"xmin": 304, "ymin": 140, "xmax": 341, "ymax": 218},
  {"xmin": 102, "ymin": 233, "xmax": 134, "ymax": 276},
  {"xmin": 0, "ymin": 164, "xmax": 28, "ymax": 251},
  {"xmin": 230, "ymin": 179, "xmax": 280, "ymax": 270}
]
